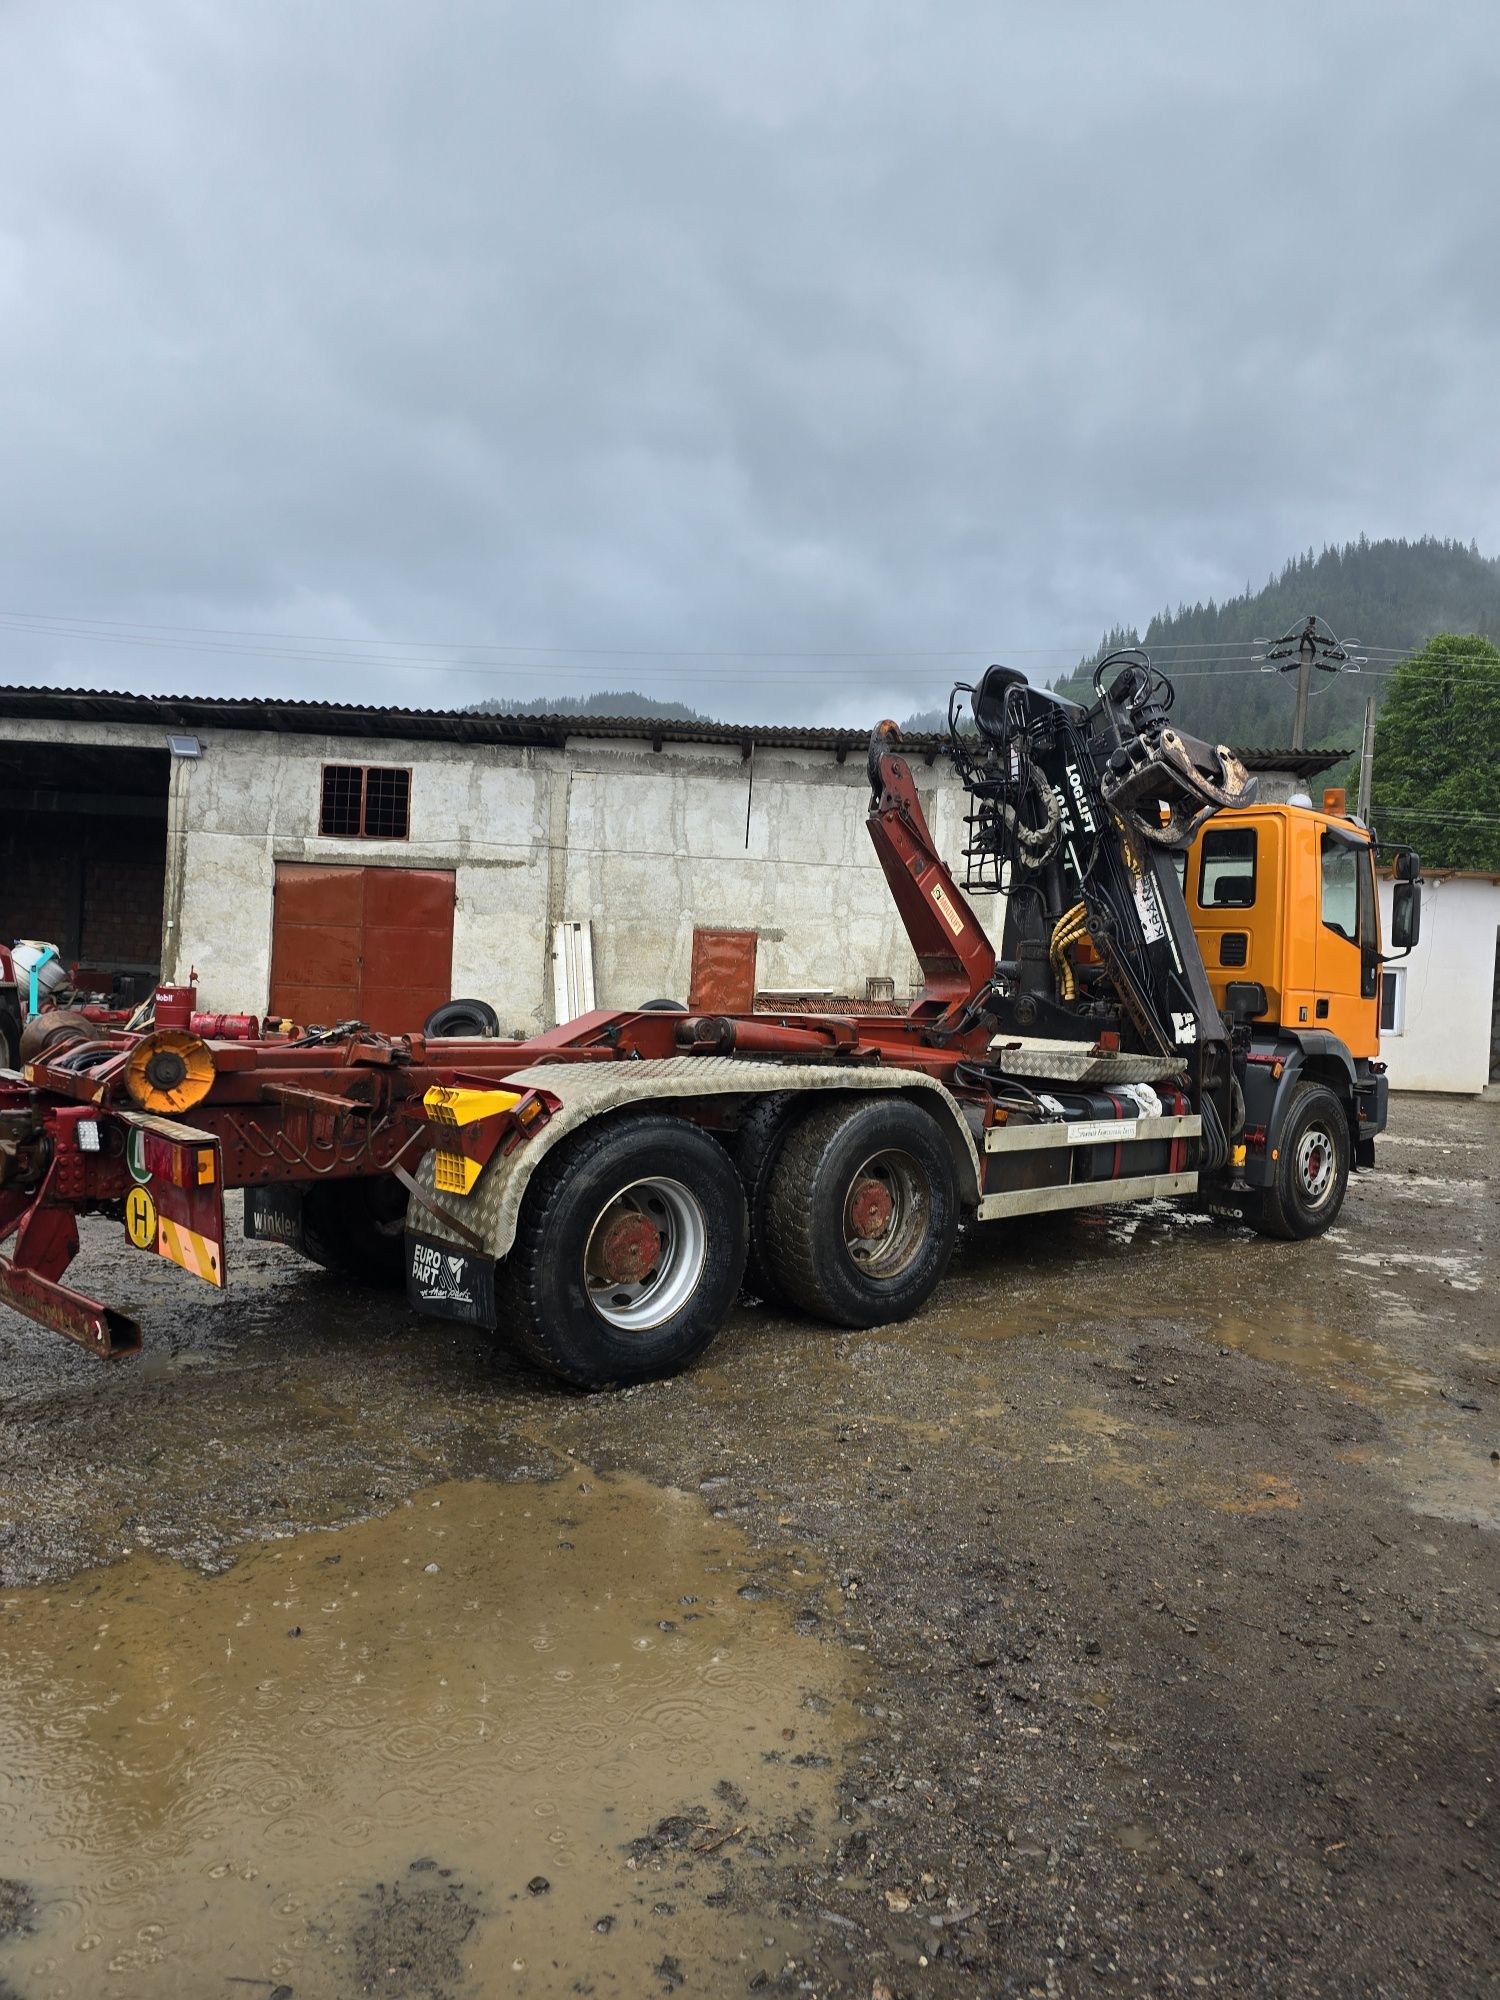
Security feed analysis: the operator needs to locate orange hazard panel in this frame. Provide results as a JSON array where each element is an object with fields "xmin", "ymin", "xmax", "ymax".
[
  {"xmin": 270, "ymin": 863, "xmax": 455, "ymax": 1033},
  {"xmin": 688, "ymin": 928, "xmax": 758, "ymax": 1014}
]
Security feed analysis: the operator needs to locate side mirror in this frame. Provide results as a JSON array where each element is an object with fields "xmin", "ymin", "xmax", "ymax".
[
  {"xmin": 1391, "ymin": 880, "xmax": 1421, "ymax": 950},
  {"xmin": 1394, "ymin": 847, "xmax": 1421, "ymax": 883}
]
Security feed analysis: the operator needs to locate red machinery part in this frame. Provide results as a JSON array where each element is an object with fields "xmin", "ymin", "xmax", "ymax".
[{"xmin": 191, "ymin": 1013, "xmax": 262, "ymax": 1040}]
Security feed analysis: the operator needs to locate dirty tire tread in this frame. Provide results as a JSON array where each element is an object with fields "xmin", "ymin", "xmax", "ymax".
[
  {"xmin": 424, "ymin": 997, "xmax": 501, "ymax": 1038},
  {"xmin": 497, "ymin": 1113, "xmax": 746, "ymax": 1389},
  {"xmin": 761, "ymin": 1096, "xmax": 958, "ymax": 1329},
  {"xmin": 733, "ymin": 1093, "xmax": 807, "ymax": 1308},
  {"xmin": 1252, "ymin": 1081, "xmax": 1350, "ymax": 1240}
]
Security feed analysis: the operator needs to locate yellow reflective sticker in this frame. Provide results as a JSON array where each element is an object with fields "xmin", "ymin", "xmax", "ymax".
[
  {"xmin": 124, "ymin": 1186, "xmax": 158, "ymax": 1250},
  {"xmin": 158, "ymin": 1216, "xmax": 224, "ymax": 1287}
]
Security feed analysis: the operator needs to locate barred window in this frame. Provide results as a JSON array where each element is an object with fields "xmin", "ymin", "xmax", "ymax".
[{"xmin": 319, "ymin": 764, "xmax": 411, "ymax": 839}]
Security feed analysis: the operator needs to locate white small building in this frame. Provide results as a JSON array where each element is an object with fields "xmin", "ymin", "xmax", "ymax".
[{"xmin": 1377, "ymin": 869, "xmax": 1500, "ymax": 1095}]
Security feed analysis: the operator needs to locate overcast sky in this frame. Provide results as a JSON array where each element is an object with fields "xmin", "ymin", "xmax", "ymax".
[{"xmin": 1, "ymin": 2, "xmax": 1495, "ymax": 725}]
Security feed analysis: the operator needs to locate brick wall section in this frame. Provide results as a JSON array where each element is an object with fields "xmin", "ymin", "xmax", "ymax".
[
  {"xmin": 2, "ymin": 812, "xmax": 164, "ymax": 971},
  {"xmin": 4, "ymin": 849, "xmax": 76, "ymax": 944},
  {"xmin": 83, "ymin": 858, "xmax": 165, "ymax": 964}
]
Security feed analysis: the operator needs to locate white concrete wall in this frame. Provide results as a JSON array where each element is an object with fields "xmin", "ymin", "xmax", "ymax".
[
  {"xmin": 1376, "ymin": 873, "xmax": 1500, "ymax": 1094},
  {"xmin": 6, "ymin": 716, "xmax": 995, "ymax": 1030},
  {"xmin": 162, "ymin": 725, "xmax": 558, "ymax": 1028}
]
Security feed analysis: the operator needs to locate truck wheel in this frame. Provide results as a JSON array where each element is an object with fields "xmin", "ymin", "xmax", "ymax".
[
  {"xmin": 499, "ymin": 1114, "xmax": 747, "ymax": 1388},
  {"xmin": 301, "ymin": 1174, "xmax": 409, "ymax": 1286},
  {"xmin": 424, "ymin": 998, "xmax": 500, "ymax": 1038},
  {"xmin": 762, "ymin": 1097, "xmax": 958, "ymax": 1328},
  {"xmin": 1253, "ymin": 1082, "xmax": 1350, "ymax": 1240},
  {"xmin": 732, "ymin": 1094, "xmax": 802, "ymax": 1307}
]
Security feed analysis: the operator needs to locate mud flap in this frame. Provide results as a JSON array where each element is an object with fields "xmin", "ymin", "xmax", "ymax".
[
  {"xmin": 406, "ymin": 1230, "xmax": 497, "ymax": 1329},
  {"xmin": 244, "ymin": 1184, "xmax": 308, "ymax": 1253},
  {"xmin": 120, "ymin": 1115, "xmax": 227, "ymax": 1288}
]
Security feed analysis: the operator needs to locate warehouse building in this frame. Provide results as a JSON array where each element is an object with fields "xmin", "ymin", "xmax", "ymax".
[{"xmin": 1, "ymin": 686, "xmax": 1337, "ymax": 1036}]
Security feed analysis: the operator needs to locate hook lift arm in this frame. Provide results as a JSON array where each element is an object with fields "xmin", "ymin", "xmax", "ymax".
[{"xmin": 864, "ymin": 721, "xmax": 997, "ymax": 1032}]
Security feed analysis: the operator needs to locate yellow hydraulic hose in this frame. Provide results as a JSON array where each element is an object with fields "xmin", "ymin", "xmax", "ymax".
[{"xmin": 1048, "ymin": 902, "xmax": 1091, "ymax": 1002}]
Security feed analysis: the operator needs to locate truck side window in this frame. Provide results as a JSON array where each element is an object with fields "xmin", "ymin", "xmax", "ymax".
[
  {"xmin": 1197, "ymin": 827, "xmax": 1256, "ymax": 909},
  {"xmin": 1320, "ymin": 833, "xmax": 1360, "ymax": 941}
]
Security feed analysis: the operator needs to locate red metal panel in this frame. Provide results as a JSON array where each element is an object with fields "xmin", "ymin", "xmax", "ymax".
[
  {"xmin": 270, "ymin": 864, "xmax": 455, "ymax": 1033},
  {"xmin": 360, "ymin": 867, "xmax": 455, "ymax": 1033},
  {"xmin": 270, "ymin": 864, "xmax": 365, "ymax": 1025},
  {"xmin": 688, "ymin": 929, "xmax": 759, "ymax": 1014},
  {"xmin": 364, "ymin": 866, "xmax": 452, "ymax": 928}
]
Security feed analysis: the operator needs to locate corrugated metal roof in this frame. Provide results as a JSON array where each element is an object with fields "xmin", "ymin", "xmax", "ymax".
[{"xmin": 0, "ymin": 684, "xmax": 1342, "ymax": 773}]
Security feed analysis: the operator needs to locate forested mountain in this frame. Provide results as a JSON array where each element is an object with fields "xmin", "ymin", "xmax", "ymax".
[
  {"xmin": 462, "ymin": 539, "xmax": 1500, "ymax": 757},
  {"xmin": 1052, "ymin": 537, "xmax": 1500, "ymax": 752},
  {"xmin": 470, "ymin": 686, "xmax": 948, "ymax": 733},
  {"xmin": 468, "ymin": 689, "xmax": 713, "ymax": 722}
]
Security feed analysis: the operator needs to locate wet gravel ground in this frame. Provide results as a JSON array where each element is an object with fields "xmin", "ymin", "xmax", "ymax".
[{"xmin": 1, "ymin": 1091, "xmax": 1497, "ymax": 1997}]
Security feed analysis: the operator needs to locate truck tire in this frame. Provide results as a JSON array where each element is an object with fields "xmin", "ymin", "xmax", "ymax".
[
  {"xmin": 1252, "ymin": 1082, "xmax": 1350, "ymax": 1240},
  {"xmin": 732, "ymin": 1093, "xmax": 803, "ymax": 1307},
  {"xmin": 761, "ymin": 1097, "xmax": 959, "ymax": 1328},
  {"xmin": 498, "ymin": 1114, "xmax": 747, "ymax": 1388},
  {"xmin": 424, "ymin": 998, "xmax": 500, "ymax": 1038},
  {"xmin": 301, "ymin": 1174, "xmax": 409, "ymax": 1286}
]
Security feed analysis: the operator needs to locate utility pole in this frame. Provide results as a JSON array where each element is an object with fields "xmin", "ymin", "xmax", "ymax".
[
  {"xmin": 1355, "ymin": 694, "xmax": 1377, "ymax": 821},
  {"xmin": 1292, "ymin": 619, "xmax": 1316, "ymax": 752},
  {"xmin": 1256, "ymin": 614, "xmax": 1362, "ymax": 753}
]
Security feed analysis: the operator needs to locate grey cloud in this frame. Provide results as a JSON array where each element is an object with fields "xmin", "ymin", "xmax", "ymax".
[{"xmin": 0, "ymin": 0, "xmax": 1495, "ymax": 724}]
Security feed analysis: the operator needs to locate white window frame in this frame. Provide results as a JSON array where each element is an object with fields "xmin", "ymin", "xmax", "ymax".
[{"xmin": 1380, "ymin": 965, "xmax": 1406, "ymax": 1037}]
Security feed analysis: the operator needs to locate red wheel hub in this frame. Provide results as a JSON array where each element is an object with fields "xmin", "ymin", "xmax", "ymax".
[
  {"xmin": 849, "ymin": 1175, "xmax": 895, "ymax": 1239},
  {"xmin": 594, "ymin": 1212, "xmax": 663, "ymax": 1285}
]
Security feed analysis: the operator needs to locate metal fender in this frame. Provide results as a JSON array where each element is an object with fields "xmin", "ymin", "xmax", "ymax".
[{"xmin": 404, "ymin": 1056, "xmax": 982, "ymax": 1268}]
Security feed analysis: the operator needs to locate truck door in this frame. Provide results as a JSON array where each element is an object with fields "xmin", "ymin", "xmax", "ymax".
[{"xmin": 1315, "ymin": 830, "xmax": 1379, "ymax": 1058}]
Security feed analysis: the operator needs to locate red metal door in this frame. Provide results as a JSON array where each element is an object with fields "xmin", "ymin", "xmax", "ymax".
[
  {"xmin": 360, "ymin": 866, "xmax": 456, "ymax": 1032},
  {"xmin": 269, "ymin": 864, "xmax": 455, "ymax": 1032},
  {"xmin": 688, "ymin": 928, "xmax": 759, "ymax": 1014}
]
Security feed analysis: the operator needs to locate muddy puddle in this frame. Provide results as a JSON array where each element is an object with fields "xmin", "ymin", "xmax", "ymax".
[
  {"xmin": 1206, "ymin": 1305, "xmax": 1499, "ymax": 1527},
  {"xmin": 0, "ymin": 1471, "xmax": 854, "ymax": 1999}
]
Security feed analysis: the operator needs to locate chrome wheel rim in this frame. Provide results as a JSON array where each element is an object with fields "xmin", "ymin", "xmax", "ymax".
[
  {"xmin": 1296, "ymin": 1126, "xmax": 1335, "ymax": 1203},
  {"xmin": 841, "ymin": 1149, "xmax": 930, "ymax": 1279},
  {"xmin": 583, "ymin": 1176, "xmax": 707, "ymax": 1331}
]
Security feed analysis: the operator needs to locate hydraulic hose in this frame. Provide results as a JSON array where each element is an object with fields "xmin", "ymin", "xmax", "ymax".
[{"xmin": 1048, "ymin": 902, "xmax": 1091, "ymax": 1002}]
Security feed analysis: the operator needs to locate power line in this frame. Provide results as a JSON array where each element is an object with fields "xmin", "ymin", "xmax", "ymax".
[
  {"xmin": 0, "ymin": 604, "xmax": 1380, "ymax": 657},
  {"xmin": 1375, "ymin": 810, "xmax": 1500, "ymax": 829},
  {"xmin": 2, "ymin": 618, "xmax": 1494, "ymax": 689}
]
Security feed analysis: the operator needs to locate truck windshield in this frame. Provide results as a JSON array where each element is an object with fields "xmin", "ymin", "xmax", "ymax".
[{"xmin": 1198, "ymin": 827, "xmax": 1257, "ymax": 908}]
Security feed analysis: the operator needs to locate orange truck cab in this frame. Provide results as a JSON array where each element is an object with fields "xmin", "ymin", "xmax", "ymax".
[{"xmin": 1181, "ymin": 798, "xmax": 1420, "ymax": 1223}]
